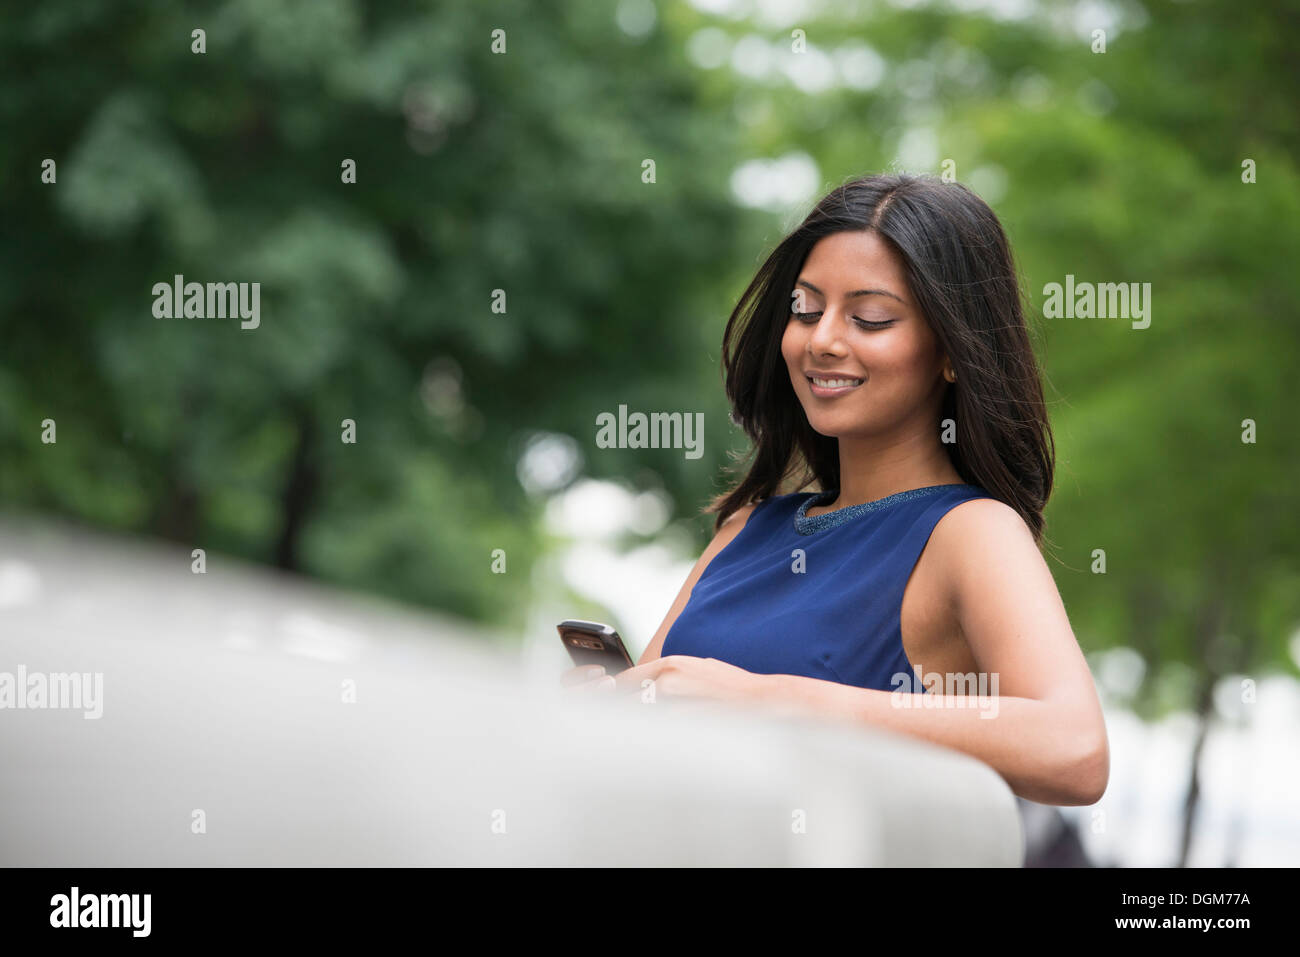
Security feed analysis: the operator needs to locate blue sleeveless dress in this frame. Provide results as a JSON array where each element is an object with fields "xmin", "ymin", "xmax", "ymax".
[{"xmin": 660, "ymin": 484, "xmax": 992, "ymax": 693}]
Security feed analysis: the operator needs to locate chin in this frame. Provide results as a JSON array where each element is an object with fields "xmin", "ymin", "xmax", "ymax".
[{"xmin": 802, "ymin": 414, "xmax": 851, "ymax": 439}]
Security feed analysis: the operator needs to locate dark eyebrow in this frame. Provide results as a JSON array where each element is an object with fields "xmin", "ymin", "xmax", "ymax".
[{"xmin": 796, "ymin": 279, "xmax": 906, "ymax": 306}]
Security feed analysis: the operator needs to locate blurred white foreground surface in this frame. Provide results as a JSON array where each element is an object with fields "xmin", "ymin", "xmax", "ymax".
[{"xmin": 0, "ymin": 520, "xmax": 1022, "ymax": 866}]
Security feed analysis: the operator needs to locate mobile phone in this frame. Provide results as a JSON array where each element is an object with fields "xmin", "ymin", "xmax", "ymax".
[{"xmin": 557, "ymin": 619, "xmax": 635, "ymax": 675}]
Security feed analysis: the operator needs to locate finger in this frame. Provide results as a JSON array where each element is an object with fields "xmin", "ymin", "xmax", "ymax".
[{"xmin": 612, "ymin": 663, "xmax": 659, "ymax": 692}]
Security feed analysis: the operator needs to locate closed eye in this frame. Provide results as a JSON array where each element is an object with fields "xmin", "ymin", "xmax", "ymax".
[{"xmin": 790, "ymin": 310, "xmax": 895, "ymax": 330}]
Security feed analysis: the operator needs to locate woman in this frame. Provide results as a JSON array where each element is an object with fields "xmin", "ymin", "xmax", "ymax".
[{"xmin": 564, "ymin": 173, "xmax": 1108, "ymax": 807}]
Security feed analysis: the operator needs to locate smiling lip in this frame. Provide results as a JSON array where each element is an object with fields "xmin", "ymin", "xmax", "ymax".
[{"xmin": 806, "ymin": 373, "xmax": 865, "ymax": 397}]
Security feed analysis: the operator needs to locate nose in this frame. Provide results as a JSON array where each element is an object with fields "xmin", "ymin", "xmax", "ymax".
[{"xmin": 807, "ymin": 308, "xmax": 848, "ymax": 357}]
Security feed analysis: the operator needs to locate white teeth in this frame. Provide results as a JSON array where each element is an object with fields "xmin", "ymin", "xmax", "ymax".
[{"xmin": 809, "ymin": 376, "xmax": 862, "ymax": 388}]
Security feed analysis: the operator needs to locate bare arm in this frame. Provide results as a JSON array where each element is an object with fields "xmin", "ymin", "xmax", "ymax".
[
  {"xmin": 754, "ymin": 498, "xmax": 1110, "ymax": 806},
  {"xmin": 636, "ymin": 503, "xmax": 758, "ymax": 665}
]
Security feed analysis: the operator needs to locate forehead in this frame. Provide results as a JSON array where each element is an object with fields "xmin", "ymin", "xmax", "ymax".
[{"xmin": 799, "ymin": 230, "xmax": 907, "ymax": 293}]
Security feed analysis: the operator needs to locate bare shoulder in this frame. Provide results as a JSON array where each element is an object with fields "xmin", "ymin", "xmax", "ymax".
[
  {"xmin": 927, "ymin": 496, "xmax": 1099, "ymax": 723},
  {"xmin": 933, "ymin": 496, "xmax": 1034, "ymax": 550},
  {"xmin": 927, "ymin": 496, "xmax": 1043, "ymax": 601}
]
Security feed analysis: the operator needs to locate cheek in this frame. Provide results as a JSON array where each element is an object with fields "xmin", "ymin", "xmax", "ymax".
[
  {"xmin": 866, "ymin": 333, "xmax": 931, "ymax": 375},
  {"xmin": 780, "ymin": 322, "xmax": 802, "ymax": 366}
]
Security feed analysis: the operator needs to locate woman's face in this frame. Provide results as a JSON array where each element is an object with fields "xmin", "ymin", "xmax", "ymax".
[{"xmin": 780, "ymin": 229, "xmax": 949, "ymax": 439}]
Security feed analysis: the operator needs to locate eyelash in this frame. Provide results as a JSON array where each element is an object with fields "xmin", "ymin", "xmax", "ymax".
[{"xmin": 790, "ymin": 310, "xmax": 895, "ymax": 330}]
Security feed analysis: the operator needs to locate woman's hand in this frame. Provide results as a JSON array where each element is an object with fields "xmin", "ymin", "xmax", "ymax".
[
  {"xmin": 559, "ymin": 663, "xmax": 616, "ymax": 694},
  {"xmin": 611, "ymin": 655, "xmax": 768, "ymax": 707}
]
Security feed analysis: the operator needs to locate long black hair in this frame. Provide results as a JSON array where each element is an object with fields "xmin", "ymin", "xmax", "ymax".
[{"xmin": 709, "ymin": 172, "xmax": 1055, "ymax": 544}]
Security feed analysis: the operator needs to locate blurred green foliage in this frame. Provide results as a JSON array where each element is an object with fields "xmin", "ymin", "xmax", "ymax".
[{"xmin": 0, "ymin": 0, "xmax": 751, "ymax": 625}]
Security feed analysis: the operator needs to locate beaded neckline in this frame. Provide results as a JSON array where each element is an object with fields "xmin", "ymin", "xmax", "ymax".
[{"xmin": 793, "ymin": 484, "xmax": 978, "ymax": 536}]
